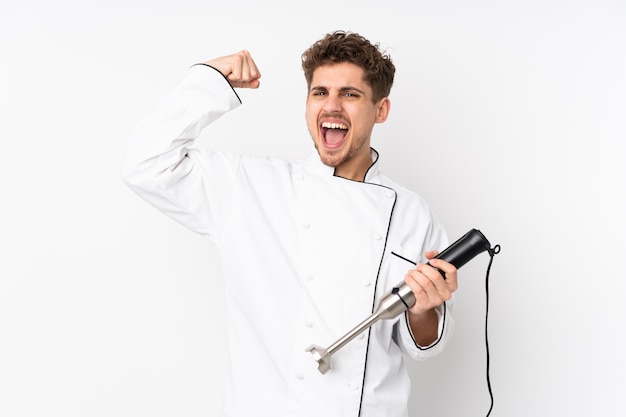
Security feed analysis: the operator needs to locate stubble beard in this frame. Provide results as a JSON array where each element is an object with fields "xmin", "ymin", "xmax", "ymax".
[{"xmin": 314, "ymin": 133, "xmax": 368, "ymax": 169}]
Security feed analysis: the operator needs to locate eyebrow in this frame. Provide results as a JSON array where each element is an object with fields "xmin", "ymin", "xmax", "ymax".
[
  {"xmin": 310, "ymin": 85, "xmax": 367, "ymax": 95},
  {"xmin": 340, "ymin": 86, "xmax": 366, "ymax": 95}
]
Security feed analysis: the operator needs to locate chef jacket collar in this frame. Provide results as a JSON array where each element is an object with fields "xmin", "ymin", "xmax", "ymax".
[{"xmin": 306, "ymin": 148, "xmax": 382, "ymax": 183}]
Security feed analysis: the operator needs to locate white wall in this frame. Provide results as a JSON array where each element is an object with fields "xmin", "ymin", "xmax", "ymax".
[{"xmin": 1, "ymin": 0, "xmax": 624, "ymax": 416}]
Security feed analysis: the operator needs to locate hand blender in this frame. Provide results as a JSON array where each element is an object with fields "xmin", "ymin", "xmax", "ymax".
[{"xmin": 306, "ymin": 228, "xmax": 494, "ymax": 374}]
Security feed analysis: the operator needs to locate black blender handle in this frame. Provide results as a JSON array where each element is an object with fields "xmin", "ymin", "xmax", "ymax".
[{"xmin": 430, "ymin": 229, "xmax": 492, "ymax": 278}]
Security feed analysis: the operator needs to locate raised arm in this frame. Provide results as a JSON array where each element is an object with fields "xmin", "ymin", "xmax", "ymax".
[{"xmin": 121, "ymin": 51, "xmax": 262, "ymax": 240}]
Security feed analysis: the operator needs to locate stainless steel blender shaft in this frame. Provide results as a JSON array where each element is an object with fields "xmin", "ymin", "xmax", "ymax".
[{"xmin": 305, "ymin": 281, "xmax": 415, "ymax": 374}]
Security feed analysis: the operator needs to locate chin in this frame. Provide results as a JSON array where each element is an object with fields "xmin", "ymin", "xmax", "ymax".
[
  {"xmin": 313, "ymin": 141, "xmax": 337, "ymax": 165},
  {"xmin": 318, "ymin": 148, "xmax": 345, "ymax": 168}
]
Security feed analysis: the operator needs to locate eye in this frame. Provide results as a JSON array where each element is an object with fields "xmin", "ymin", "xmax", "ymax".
[
  {"xmin": 310, "ymin": 88, "xmax": 327, "ymax": 97},
  {"xmin": 342, "ymin": 91, "xmax": 360, "ymax": 98}
]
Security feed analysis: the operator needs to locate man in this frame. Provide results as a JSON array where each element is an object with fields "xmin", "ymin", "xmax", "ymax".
[{"xmin": 123, "ymin": 30, "xmax": 458, "ymax": 417}]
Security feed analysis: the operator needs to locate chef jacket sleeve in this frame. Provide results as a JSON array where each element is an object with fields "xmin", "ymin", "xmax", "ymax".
[
  {"xmin": 122, "ymin": 65, "xmax": 243, "ymax": 241},
  {"xmin": 395, "ymin": 297, "xmax": 455, "ymax": 360}
]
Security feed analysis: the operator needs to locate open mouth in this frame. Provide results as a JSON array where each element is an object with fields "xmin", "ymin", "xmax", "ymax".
[{"xmin": 321, "ymin": 121, "xmax": 349, "ymax": 149}]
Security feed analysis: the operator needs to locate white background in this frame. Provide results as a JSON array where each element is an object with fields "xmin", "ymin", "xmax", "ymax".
[{"xmin": 1, "ymin": 0, "xmax": 625, "ymax": 416}]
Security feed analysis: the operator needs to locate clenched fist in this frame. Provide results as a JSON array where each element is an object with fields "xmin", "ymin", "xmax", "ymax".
[{"xmin": 204, "ymin": 50, "xmax": 261, "ymax": 89}]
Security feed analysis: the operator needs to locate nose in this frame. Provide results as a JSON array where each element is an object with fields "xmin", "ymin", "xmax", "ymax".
[{"xmin": 323, "ymin": 92, "xmax": 342, "ymax": 113}]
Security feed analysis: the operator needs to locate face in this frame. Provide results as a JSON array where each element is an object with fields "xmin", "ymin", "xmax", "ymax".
[{"xmin": 305, "ymin": 62, "xmax": 390, "ymax": 181}]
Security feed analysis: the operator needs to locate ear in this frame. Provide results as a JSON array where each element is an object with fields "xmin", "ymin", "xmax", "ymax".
[{"xmin": 375, "ymin": 97, "xmax": 391, "ymax": 123}]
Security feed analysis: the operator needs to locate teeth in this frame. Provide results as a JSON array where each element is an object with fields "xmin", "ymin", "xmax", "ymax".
[{"xmin": 322, "ymin": 122, "xmax": 348, "ymax": 130}]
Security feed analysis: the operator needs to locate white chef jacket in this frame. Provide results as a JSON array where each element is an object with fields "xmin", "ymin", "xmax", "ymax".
[{"xmin": 123, "ymin": 64, "xmax": 454, "ymax": 417}]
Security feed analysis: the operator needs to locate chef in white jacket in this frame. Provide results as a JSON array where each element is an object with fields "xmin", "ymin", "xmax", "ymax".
[{"xmin": 123, "ymin": 30, "xmax": 458, "ymax": 417}]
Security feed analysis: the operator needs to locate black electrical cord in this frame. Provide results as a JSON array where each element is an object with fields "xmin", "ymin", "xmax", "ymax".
[{"xmin": 484, "ymin": 244, "xmax": 501, "ymax": 416}]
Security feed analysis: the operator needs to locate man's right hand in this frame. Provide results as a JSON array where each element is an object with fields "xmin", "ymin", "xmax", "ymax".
[{"xmin": 204, "ymin": 50, "xmax": 261, "ymax": 89}]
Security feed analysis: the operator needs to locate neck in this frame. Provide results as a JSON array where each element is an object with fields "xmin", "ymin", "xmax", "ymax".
[{"xmin": 334, "ymin": 152, "xmax": 373, "ymax": 182}]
